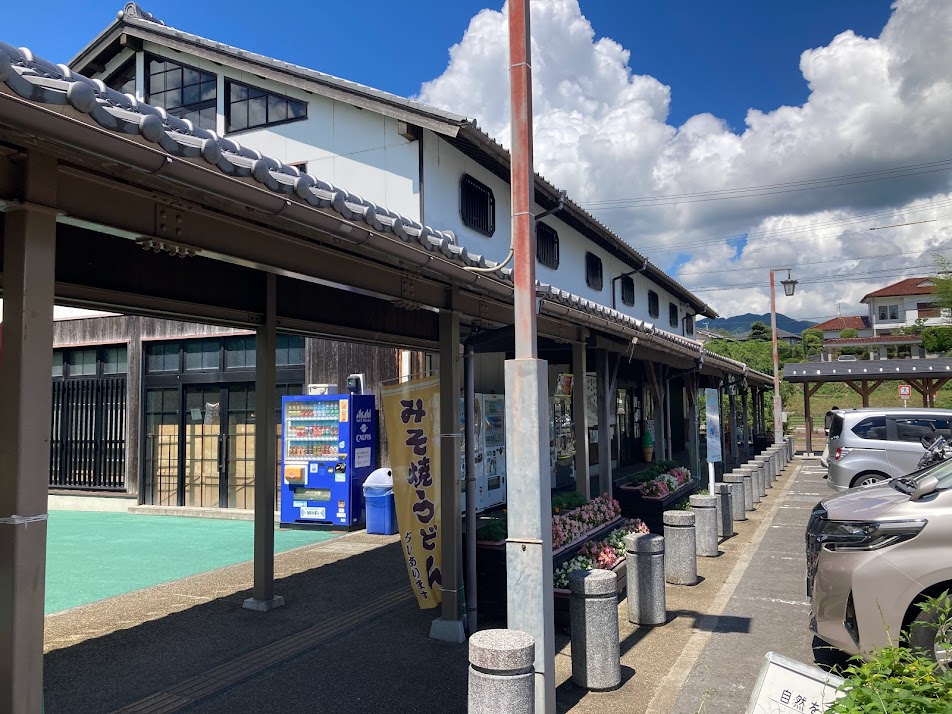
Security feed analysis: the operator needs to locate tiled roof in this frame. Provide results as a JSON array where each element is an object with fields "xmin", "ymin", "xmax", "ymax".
[
  {"xmin": 67, "ymin": 3, "xmax": 717, "ymax": 319},
  {"xmin": 825, "ymin": 335, "xmax": 922, "ymax": 345},
  {"xmin": 814, "ymin": 315, "xmax": 870, "ymax": 331},
  {"xmin": 0, "ymin": 38, "xmax": 764, "ymax": 381},
  {"xmin": 861, "ymin": 277, "xmax": 935, "ymax": 302}
]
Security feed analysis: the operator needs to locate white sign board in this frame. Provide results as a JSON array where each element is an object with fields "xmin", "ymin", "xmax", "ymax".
[
  {"xmin": 746, "ymin": 652, "xmax": 844, "ymax": 714},
  {"xmin": 706, "ymin": 388, "xmax": 722, "ymax": 463}
]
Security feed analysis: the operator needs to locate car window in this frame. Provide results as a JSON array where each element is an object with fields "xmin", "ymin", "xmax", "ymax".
[
  {"xmin": 895, "ymin": 418, "xmax": 938, "ymax": 442},
  {"xmin": 829, "ymin": 414, "xmax": 844, "ymax": 440},
  {"xmin": 852, "ymin": 416, "xmax": 887, "ymax": 440}
]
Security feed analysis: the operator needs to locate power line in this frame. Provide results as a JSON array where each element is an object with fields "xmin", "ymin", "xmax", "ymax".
[
  {"xmin": 636, "ymin": 202, "xmax": 952, "ymax": 256},
  {"xmin": 580, "ymin": 158, "xmax": 952, "ymax": 210},
  {"xmin": 688, "ymin": 263, "xmax": 937, "ymax": 293},
  {"xmin": 673, "ymin": 248, "xmax": 952, "ymax": 278}
]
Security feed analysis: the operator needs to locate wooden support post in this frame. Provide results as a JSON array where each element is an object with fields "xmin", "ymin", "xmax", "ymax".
[
  {"xmin": 596, "ymin": 349, "xmax": 612, "ymax": 498},
  {"xmin": 572, "ymin": 341, "xmax": 590, "ymax": 500},
  {"xmin": 0, "ymin": 153, "xmax": 57, "ymax": 712}
]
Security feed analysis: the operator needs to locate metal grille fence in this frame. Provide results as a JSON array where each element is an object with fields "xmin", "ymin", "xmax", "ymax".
[{"xmin": 50, "ymin": 377, "xmax": 127, "ymax": 490}]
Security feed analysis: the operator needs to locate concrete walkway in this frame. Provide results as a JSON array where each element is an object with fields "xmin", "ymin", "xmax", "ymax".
[{"xmin": 44, "ymin": 457, "xmax": 824, "ymax": 713}]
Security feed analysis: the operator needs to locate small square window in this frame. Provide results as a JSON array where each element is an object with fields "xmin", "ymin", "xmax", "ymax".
[
  {"xmin": 536, "ymin": 223, "xmax": 559, "ymax": 269},
  {"xmin": 52, "ymin": 352, "xmax": 64, "ymax": 378},
  {"xmin": 648, "ymin": 291, "xmax": 659, "ymax": 318},
  {"xmin": 585, "ymin": 253, "xmax": 603, "ymax": 291},
  {"xmin": 146, "ymin": 342, "xmax": 179, "ymax": 373},
  {"xmin": 620, "ymin": 276, "xmax": 635, "ymax": 306},
  {"xmin": 669, "ymin": 303, "xmax": 679, "ymax": 328},
  {"xmin": 225, "ymin": 335, "xmax": 256, "ymax": 369},
  {"xmin": 102, "ymin": 346, "xmax": 128, "ymax": 374},
  {"xmin": 185, "ymin": 338, "xmax": 221, "ymax": 371},
  {"xmin": 459, "ymin": 174, "xmax": 495, "ymax": 236},
  {"xmin": 685, "ymin": 315, "xmax": 695, "ymax": 335}
]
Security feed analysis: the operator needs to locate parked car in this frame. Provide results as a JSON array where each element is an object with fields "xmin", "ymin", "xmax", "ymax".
[
  {"xmin": 826, "ymin": 408, "xmax": 952, "ymax": 491},
  {"xmin": 806, "ymin": 461, "xmax": 952, "ymax": 668},
  {"xmin": 836, "ymin": 354, "xmax": 858, "ymax": 362}
]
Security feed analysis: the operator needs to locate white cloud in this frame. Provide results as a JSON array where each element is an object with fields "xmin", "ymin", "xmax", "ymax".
[{"xmin": 417, "ymin": 0, "xmax": 952, "ymax": 321}]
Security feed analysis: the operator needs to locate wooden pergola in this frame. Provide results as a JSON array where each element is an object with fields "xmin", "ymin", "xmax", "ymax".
[{"xmin": 782, "ymin": 358, "xmax": 952, "ymax": 451}]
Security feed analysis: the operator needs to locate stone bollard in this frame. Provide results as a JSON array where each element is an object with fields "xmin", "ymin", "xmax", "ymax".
[
  {"xmin": 690, "ymin": 494, "xmax": 719, "ymax": 557},
  {"xmin": 736, "ymin": 468, "xmax": 756, "ymax": 508},
  {"xmin": 771, "ymin": 449, "xmax": 783, "ymax": 477},
  {"xmin": 663, "ymin": 510, "xmax": 698, "ymax": 585},
  {"xmin": 715, "ymin": 483, "xmax": 735, "ymax": 537},
  {"xmin": 757, "ymin": 455, "xmax": 774, "ymax": 486},
  {"xmin": 570, "ymin": 570, "xmax": 621, "ymax": 691},
  {"xmin": 721, "ymin": 474, "xmax": 747, "ymax": 521},
  {"xmin": 751, "ymin": 461, "xmax": 767, "ymax": 498},
  {"xmin": 469, "ymin": 629, "xmax": 535, "ymax": 714},
  {"xmin": 746, "ymin": 467, "xmax": 762, "ymax": 505},
  {"xmin": 625, "ymin": 533, "xmax": 666, "ymax": 625}
]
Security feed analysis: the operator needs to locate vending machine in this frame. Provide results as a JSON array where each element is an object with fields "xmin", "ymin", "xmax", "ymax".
[
  {"xmin": 279, "ymin": 393, "xmax": 376, "ymax": 528},
  {"xmin": 477, "ymin": 394, "xmax": 507, "ymax": 511}
]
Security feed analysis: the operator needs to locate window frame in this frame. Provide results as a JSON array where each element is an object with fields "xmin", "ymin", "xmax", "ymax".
[
  {"xmin": 536, "ymin": 222, "xmax": 559, "ymax": 269},
  {"xmin": 459, "ymin": 174, "xmax": 496, "ymax": 237},
  {"xmin": 144, "ymin": 53, "xmax": 217, "ymax": 130},
  {"xmin": 685, "ymin": 314, "xmax": 695, "ymax": 336},
  {"xmin": 669, "ymin": 302, "xmax": 679, "ymax": 328},
  {"xmin": 105, "ymin": 57, "xmax": 137, "ymax": 96},
  {"xmin": 224, "ymin": 79, "xmax": 308, "ymax": 134},
  {"xmin": 648, "ymin": 290, "xmax": 660, "ymax": 319},
  {"xmin": 620, "ymin": 276, "xmax": 635, "ymax": 307},
  {"xmin": 585, "ymin": 252, "xmax": 603, "ymax": 291}
]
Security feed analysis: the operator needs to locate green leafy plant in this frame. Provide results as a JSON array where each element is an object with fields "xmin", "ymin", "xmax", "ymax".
[
  {"xmin": 828, "ymin": 591, "xmax": 952, "ymax": 713},
  {"xmin": 476, "ymin": 515, "xmax": 507, "ymax": 543},
  {"xmin": 552, "ymin": 491, "xmax": 587, "ymax": 515}
]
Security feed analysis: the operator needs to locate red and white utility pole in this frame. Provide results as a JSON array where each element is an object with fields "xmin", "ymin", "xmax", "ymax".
[{"xmin": 506, "ymin": 1, "xmax": 555, "ymax": 712}]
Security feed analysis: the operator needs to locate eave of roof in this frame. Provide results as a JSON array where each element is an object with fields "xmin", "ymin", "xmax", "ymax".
[
  {"xmin": 69, "ymin": 4, "xmax": 717, "ymax": 320},
  {"xmin": 0, "ymin": 39, "xmax": 746, "ymax": 382},
  {"xmin": 783, "ymin": 358, "xmax": 952, "ymax": 383}
]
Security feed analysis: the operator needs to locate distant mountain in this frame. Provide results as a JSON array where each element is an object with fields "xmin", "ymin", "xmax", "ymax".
[{"xmin": 697, "ymin": 313, "xmax": 817, "ymax": 336}]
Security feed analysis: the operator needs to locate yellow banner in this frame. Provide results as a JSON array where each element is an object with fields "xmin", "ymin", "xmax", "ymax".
[{"xmin": 381, "ymin": 376, "xmax": 442, "ymax": 609}]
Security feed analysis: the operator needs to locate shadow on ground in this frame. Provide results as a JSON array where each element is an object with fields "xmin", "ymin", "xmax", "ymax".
[{"xmin": 44, "ymin": 541, "xmax": 469, "ymax": 714}]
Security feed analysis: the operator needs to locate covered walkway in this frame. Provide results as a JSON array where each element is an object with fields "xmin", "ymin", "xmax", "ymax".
[{"xmin": 1, "ymin": 42, "xmax": 768, "ymax": 709}]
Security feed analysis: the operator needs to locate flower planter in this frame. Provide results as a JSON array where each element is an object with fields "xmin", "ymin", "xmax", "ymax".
[
  {"xmin": 615, "ymin": 480, "xmax": 696, "ymax": 533},
  {"xmin": 553, "ymin": 557, "xmax": 626, "ymax": 624},
  {"xmin": 474, "ymin": 515, "xmax": 624, "ymax": 619}
]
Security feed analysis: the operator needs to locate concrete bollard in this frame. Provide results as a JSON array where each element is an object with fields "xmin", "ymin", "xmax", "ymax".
[
  {"xmin": 746, "ymin": 467, "xmax": 762, "ymax": 505},
  {"xmin": 625, "ymin": 533, "xmax": 666, "ymax": 625},
  {"xmin": 736, "ymin": 468, "xmax": 756, "ymax": 508},
  {"xmin": 751, "ymin": 461, "xmax": 767, "ymax": 498},
  {"xmin": 663, "ymin": 510, "xmax": 698, "ymax": 585},
  {"xmin": 721, "ymin": 475, "xmax": 747, "ymax": 521},
  {"xmin": 771, "ymin": 449, "xmax": 783, "ymax": 477},
  {"xmin": 570, "ymin": 570, "xmax": 621, "ymax": 691},
  {"xmin": 469, "ymin": 629, "xmax": 535, "ymax": 714},
  {"xmin": 715, "ymin": 483, "xmax": 734, "ymax": 538},
  {"xmin": 690, "ymin": 494, "xmax": 719, "ymax": 557},
  {"xmin": 756, "ymin": 455, "xmax": 774, "ymax": 485}
]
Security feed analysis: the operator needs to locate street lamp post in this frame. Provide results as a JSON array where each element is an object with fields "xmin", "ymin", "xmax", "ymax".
[{"xmin": 769, "ymin": 269, "xmax": 797, "ymax": 445}]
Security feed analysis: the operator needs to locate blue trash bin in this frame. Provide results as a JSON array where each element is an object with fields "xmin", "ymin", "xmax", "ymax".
[{"xmin": 365, "ymin": 487, "xmax": 398, "ymax": 535}]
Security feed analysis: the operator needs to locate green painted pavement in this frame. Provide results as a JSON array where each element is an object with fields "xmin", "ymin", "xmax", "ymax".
[{"xmin": 46, "ymin": 511, "xmax": 338, "ymax": 614}]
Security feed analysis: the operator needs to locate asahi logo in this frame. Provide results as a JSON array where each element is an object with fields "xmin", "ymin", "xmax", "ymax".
[{"xmin": 355, "ymin": 408, "xmax": 373, "ymax": 422}]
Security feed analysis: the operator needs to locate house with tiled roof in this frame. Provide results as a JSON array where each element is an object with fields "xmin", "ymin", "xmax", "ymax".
[
  {"xmin": 813, "ymin": 315, "xmax": 872, "ymax": 341},
  {"xmin": 815, "ymin": 277, "xmax": 947, "ymax": 360},
  {"xmin": 860, "ymin": 277, "xmax": 944, "ymax": 336}
]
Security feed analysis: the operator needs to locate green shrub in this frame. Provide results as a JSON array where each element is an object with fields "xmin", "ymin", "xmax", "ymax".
[
  {"xmin": 476, "ymin": 515, "xmax": 507, "ymax": 542},
  {"xmin": 828, "ymin": 592, "xmax": 952, "ymax": 713},
  {"xmin": 552, "ymin": 491, "xmax": 587, "ymax": 514}
]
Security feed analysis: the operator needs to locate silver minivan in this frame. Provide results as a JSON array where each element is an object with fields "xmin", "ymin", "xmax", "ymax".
[{"xmin": 826, "ymin": 408, "xmax": 952, "ymax": 491}]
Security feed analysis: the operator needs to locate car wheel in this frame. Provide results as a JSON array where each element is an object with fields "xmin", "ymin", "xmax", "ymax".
[
  {"xmin": 909, "ymin": 602, "xmax": 952, "ymax": 671},
  {"xmin": 812, "ymin": 636, "xmax": 850, "ymax": 672},
  {"xmin": 852, "ymin": 473, "xmax": 886, "ymax": 488}
]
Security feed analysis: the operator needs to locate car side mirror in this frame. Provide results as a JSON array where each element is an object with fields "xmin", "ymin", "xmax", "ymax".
[{"xmin": 911, "ymin": 474, "xmax": 939, "ymax": 501}]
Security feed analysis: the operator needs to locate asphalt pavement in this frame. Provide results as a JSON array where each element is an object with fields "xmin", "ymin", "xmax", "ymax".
[{"xmin": 43, "ymin": 456, "xmax": 830, "ymax": 713}]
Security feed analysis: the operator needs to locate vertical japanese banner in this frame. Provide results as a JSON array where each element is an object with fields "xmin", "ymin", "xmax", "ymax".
[
  {"xmin": 381, "ymin": 376, "xmax": 442, "ymax": 609},
  {"xmin": 705, "ymin": 388, "xmax": 722, "ymax": 463}
]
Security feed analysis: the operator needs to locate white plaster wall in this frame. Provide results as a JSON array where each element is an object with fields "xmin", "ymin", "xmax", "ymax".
[
  {"xmin": 421, "ymin": 131, "xmax": 697, "ymax": 335},
  {"xmin": 134, "ymin": 43, "xmax": 422, "ymax": 220}
]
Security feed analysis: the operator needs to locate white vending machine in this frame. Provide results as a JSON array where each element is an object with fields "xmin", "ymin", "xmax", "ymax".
[{"xmin": 478, "ymin": 394, "xmax": 507, "ymax": 511}]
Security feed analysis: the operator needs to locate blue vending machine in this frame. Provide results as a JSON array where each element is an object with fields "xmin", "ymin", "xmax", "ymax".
[{"xmin": 279, "ymin": 393, "xmax": 377, "ymax": 528}]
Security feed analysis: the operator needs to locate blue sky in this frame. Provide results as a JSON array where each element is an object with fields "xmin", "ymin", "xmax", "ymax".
[{"xmin": 5, "ymin": 0, "xmax": 893, "ymax": 129}]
